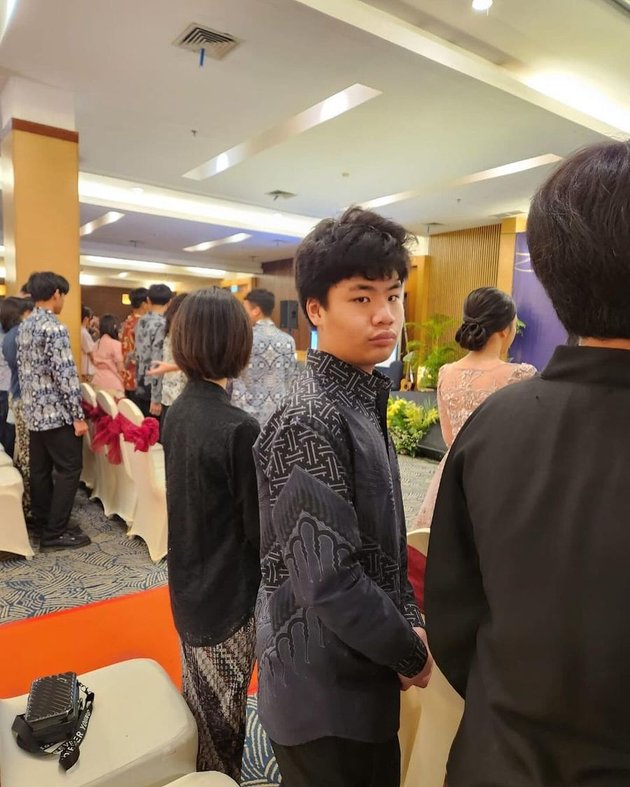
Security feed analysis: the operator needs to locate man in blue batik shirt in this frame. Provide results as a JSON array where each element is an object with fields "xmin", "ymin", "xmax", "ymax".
[
  {"xmin": 231, "ymin": 289, "xmax": 297, "ymax": 425},
  {"xmin": 17, "ymin": 272, "xmax": 90, "ymax": 549}
]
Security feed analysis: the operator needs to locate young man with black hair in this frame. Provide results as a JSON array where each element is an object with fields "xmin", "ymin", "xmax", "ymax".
[
  {"xmin": 135, "ymin": 283, "xmax": 172, "ymax": 418},
  {"xmin": 231, "ymin": 288, "xmax": 297, "ymax": 425},
  {"xmin": 121, "ymin": 286, "xmax": 149, "ymax": 407},
  {"xmin": 425, "ymin": 140, "xmax": 630, "ymax": 785},
  {"xmin": 253, "ymin": 207, "xmax": 432, "ymax": 787},
  {"xmin": 16, "ymin": 272, "xmax": 90, "ymax": 549}
]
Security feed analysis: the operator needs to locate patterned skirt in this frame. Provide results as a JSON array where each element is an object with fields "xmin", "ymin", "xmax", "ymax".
[
  {"xmin": 11, "ymin": 397, "xmax": 31, "ymax": 517},
  {"xmin": 181, "ymin": 617, "xmax": 256, "ymax": 779}
]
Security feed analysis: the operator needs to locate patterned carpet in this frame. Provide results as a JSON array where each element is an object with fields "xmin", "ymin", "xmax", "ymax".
[{"xmin": 0, "ymin": 487, "xmax": 168, "ymax": 622}]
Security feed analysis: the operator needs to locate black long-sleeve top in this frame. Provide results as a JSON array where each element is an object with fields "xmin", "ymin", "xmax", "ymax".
[
  {"xmin": 253, "ymin": 350, "xmax": 427, "ymax": 746},
  {"xmin": 426, "ymin": 346, "xmax": 630, "ymax": 786},
  {"xmin": 162, "ymin": 379, "xmax": 261, "ymax": 646}
]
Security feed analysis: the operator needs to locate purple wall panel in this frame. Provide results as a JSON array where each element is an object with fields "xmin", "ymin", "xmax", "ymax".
[{"xmin": 509, "ymin": 232, "xmax": 567, "ymax": 370}]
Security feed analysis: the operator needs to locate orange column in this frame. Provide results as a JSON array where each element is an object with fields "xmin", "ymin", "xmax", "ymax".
[{"xmin": 1, "ymin": 119, "xmax": 81, "ymax": 358}]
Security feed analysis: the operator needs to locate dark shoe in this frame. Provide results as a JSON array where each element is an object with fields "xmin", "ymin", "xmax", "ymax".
[{"xmin": 40, "ymin": 531, "xmax": 91, "ymax": 550}]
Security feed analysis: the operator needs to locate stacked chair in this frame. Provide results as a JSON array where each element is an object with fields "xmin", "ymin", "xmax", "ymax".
[
  {"xmin": 399, "ymin": 527, "xmax": 464, "ymax": 787},
  {"xmin": 0, "ymin": 444, "xmax": 33, "ymax": 559},
  {"xmin": 0, "ymin": 658, "xmax": 238, "ymax": 786}
]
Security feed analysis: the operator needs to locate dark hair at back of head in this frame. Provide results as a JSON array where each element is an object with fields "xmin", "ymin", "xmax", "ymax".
[
  {"xmin": 130, "ymin": 287, "xmax": 149, "ymax": 310},
  {"xmin": 164, "ymin": 293, "xmax": 188, "ymax": 336},
  {"xmin": 455, "ymin": 287, "xmax": 516, "ymax": 351},
  {"xmin": 0, "ymin": 297, "xmax": 33, "ymax": 332},
  {"xmin": 99, "ymin": 313, "xmax": 121, "ymax": 340},
  {"xmin": 171, "ymin": 287, "xmax": 252, "ymax": 381},
  {"xmin": 294, "ymin": 206, "xmax": 412, "ymax": 325},
  {"xmin": 245, "ymin": 288, "xmax": 275, "ymax": 317},
  {"xmin": 528, "ymin": 140, "xmax": 630, "ymax": 338},
  {"xmin": 27, "ymin": 272, "xmax": 70, "ymax": 302},
  {"xmin": 148, "ymin": 284, "xmax": 173, "ymax": 306},
  {"xmin": 81, "ymin": 306, "xmax": 93, "ymax": 321}
]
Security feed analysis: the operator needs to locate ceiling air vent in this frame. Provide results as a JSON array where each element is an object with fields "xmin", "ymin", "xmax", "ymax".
[
  {"xmin": 174, "ymin": 24, "xmax": 240, "ymax": 60},
  {"xmin": 266, "ymin": 189, "xmax": 297, "ymax": 201}
]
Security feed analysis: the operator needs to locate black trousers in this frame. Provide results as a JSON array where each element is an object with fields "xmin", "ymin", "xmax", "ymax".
[
  {"xmin": 30, "ymin": 425, "xmax": 82, "ymax": 539},
  {"xmin": 271, "ymin": 736, "xmax": 401, "ymax": 787}
]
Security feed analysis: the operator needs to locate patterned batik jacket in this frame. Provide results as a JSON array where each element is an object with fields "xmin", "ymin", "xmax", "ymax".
[
  {"xmin": 135, "ymin": 311, "xmax": 166, "ymax": 404},
  {"xmin": 120, "ymin": 312, "xmax": 140, "ymax": 391},
  {"xmin": 231, "ymin": 319, "xmax": 298, "ymax": 425},
  {"xmin": 253, "ymin": 349, "xmax": 427, "ymax": 746},
  {"xmin": 16, "ymin": 307, "xmax": 84, "ymax": 431}
]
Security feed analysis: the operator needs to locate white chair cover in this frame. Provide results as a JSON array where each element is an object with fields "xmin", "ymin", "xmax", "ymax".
[
  {"xmin": 117, "ymin": 399, "xmax": 167, "ymax": 562},
  {"xmin": 81, "ymin": 382, "xmax": 108, "ymax": 503},
  {"xmin": 0, "ymin": 452, "xmax": 14, "ymax": 467},
  {"xmin": 399, "ymin": 526, "xmax": 464, "ymax": 787},
  {"xmin": 0, "ymin": 466, "xmax": 33, "ymax": 559},
  {"xmin": 165, "ymin": 774, "xmax": 239, "ymax": 785},
  {"xmin": 79, "ymin": 383, "xmax": 97, "ymax": 491},
  {"xmin": 95, "ymin": 391, "xmax": 137, "ymax": 526},
  {"xmin": 0, "ymin": 658, "xmax": 197, "ymax": 787}
]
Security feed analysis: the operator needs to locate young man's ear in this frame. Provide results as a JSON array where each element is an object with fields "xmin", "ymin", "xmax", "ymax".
[{"xmin": 306, "ymin": 298, "xmax": 325, "ymax": 327}]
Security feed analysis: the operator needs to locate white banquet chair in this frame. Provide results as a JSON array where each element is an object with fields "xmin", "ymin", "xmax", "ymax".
[
  {"xmin": 117, "ymin": 398, "xmax": 167, "ymax": 562},
  {"xmin": 79, "ymin": 383, "xmax": 98, "ymax": 491},
  {"xmin": 400, "ymin": 526, "xmax": 464, "ymax": 787},
  {"xmin": 96, "ymin": 391, "xmax": 137, "ymax": 526},
  {"xmin": 0, "ymin": 466, "xmax": 33, "ymax": 559}
]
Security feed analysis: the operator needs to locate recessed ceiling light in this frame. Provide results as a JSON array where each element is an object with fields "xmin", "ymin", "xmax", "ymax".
[
  {"xmin": 79, "ymin": 210, "xmax": 125, "ymax": 237},
  {"xmin": 183, "ymin": 233, "xmax": 251, "ymax": 252},
  {"xmin": 472, "ymin": 0, "xmax": 493, "ymax": 10},
  {"xmin": 131, "ymin": 187, "xmax": 144, "ymax": 194},
  {"xmin": 117, "ymin": 272, "xmax": 129, "ymax": 278}
]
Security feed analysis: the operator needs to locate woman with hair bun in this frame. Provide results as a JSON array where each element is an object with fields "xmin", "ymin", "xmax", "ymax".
[{"xmin": 414, "ymin": 287, "xmax": 536, "ymax": 529}]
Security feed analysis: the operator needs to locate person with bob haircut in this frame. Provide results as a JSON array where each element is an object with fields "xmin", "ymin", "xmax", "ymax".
[
  {"xmin": 253, "ymin": 206, "xmax": 432, "ymax": 787},
  {"xmin": 414, "ymin": 287, "xmax": 536, "ymax": 529},
  {"xmin": 161, "ymin": 287, "xmax": 261, "ymax": 780},
  {"xmin": 80, "ymin": 306, "xmax": 96, "ymax": 382},
  {"xmin": 16, "ymin": 272, "xmax": 90, "ymax": 549},
  {"xmin": 425, "ymin": 139, "xmax": 630, "ymax": 786},
  {"xmin": 91, "ymin": 314, "xmax": 124, "ymax": 397}
]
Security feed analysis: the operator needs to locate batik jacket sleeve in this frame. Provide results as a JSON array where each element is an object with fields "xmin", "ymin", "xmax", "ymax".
[{"xmin": 268, "ymin": 415, "xmax": 428, "ymax": 678}]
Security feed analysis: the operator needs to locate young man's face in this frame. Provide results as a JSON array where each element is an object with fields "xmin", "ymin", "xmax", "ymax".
[{"xmin": 308, "ymin": 273, "xmax": 404, "ymax": 373}]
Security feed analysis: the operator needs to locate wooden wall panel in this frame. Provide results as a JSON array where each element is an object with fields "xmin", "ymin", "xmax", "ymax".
[
  {"xmin": 254, "ymin": 258, "xmax": 311, "ymax": 351},
  {"xmin": 427, "ymin": 224, "xmax": 501, "ymax": 339}
]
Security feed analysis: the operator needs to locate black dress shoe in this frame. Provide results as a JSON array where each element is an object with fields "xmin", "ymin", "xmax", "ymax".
[{"xmin": 40, "ymin": 531, "xmax": 91, "ymax": 549}]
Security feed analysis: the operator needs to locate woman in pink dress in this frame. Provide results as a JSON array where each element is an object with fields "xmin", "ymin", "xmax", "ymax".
[
  {"xmin": 415, "ymin": 287, "xmax": 536, "ymax": 529},
  {"xmin": 91, "ymin": 314, "xmax": 125, "ymax": 397}
]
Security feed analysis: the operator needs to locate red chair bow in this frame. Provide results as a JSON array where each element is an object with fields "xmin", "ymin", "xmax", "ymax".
[
  {"xmin": 117, "ymin": 413, "xmax": 159, "ymax": 452},
  {"xmin": 81, "ymin": 400, "xmax": 107, "ymax": 423},
  {"xmin": 91, "ymin": 413, "xmax": 123, "ymax": 464}
]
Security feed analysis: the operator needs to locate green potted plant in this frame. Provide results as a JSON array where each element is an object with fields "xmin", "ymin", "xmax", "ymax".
[
  {"xmin": 403, "ymin": 314, "xmax": 460, "ymax": 389},
  {"xmin": 386, "ymin": 397, "xmax": 440, "ymax": 457}
]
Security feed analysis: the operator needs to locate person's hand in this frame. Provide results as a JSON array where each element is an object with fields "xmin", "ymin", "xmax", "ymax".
[
  {"xmin": 149, "ymin": 402, "xmax": 162, "ymax": 416},
  {"xmin": 73, "ymin": 419, "xmax": 88, "ymax": 437},
  {"xmin": 146, "ymin": 361, "xmax": 179, "ymax": 377},
  {"xmin": 399, "ymin": 627, "xmax": 433, "ymax": 690}
]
